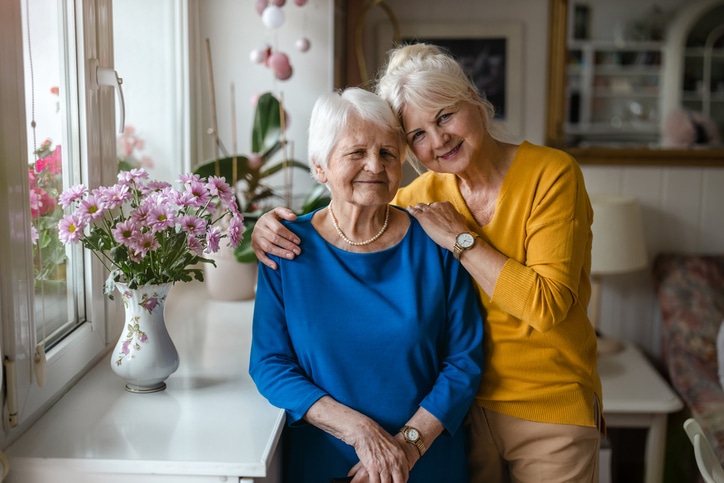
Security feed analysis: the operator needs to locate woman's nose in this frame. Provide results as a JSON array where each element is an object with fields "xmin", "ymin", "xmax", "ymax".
[
  {"xmin": 428, "ymin": 127, "xmax": 448, "ymax": 148},
  {"xmin": 364, "ymin": 154, "xmax": 385, "ymax": 173}
]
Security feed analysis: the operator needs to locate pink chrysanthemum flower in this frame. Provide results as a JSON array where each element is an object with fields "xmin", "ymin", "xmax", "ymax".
[
  {"xmin": 172, "ymin": 190, "xmax": 198, "ymax": 209},
  {"xmin": 178, "ymin": 173, "xmax": 202, "ymax": 185},
  {"xmin": 206, "ymin": 226, "xmax": 221, "ymax": 253},
  {"xmin": 228, "ymin": 214, "xmax": 244, "ymax": 248},
  {"xmin": 131, "ymin": 232, "xmax": 160, "ymax": 259},
  {"xmin": 111, "ymin": 219, "xmax": 139, "ymax": 246},
  {"xmin": 130, "ymin": 204, "xmax": 151, "ymax": 225},
  {"xmin": 59, "ymin": 184, "xmax": 86, "ymax": 209},
  {"xmin": 58, "ymin": 214, "xmax": 85, "ymax": 244},
  {"xmin": 117, "ymin": 168, "xmax": 149, "ymax": 185},
  {"xmin": 186, "ymin": 234, "xmax": 204, "ymax": 255},
  {"xmin": 179, "ymin": 214, "xmax": 207, "ymax": 236},
  {"xmin": 101, "ymin": 184, "xmax": 132, "ymax": 210},
  {"xmin": 186, "ymin": 180, "xmax": 211, "ymax": 208},
  {"xmin": 147, "ymin": 206, "xmax": 175, "ymax": 232},
  {"xmin": 207, "ymin": 176, "xmax": 234, "ymax": 200},
  {"xmin": 77, "ymin": 194, "xmax": 105, "ymax": 223}
]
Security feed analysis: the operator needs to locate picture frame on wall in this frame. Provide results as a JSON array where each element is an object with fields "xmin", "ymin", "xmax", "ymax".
[{"xmin": 376, "ymin": 22, "xmax": 523, "ymax": 139}]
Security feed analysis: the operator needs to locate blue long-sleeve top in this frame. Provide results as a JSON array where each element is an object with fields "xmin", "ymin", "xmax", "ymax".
[{"xmin": 249, "ymin": 207, "xmax": 484, "ymax": 482}]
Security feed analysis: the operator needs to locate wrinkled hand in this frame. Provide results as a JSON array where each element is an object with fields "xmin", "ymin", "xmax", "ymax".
[
  {"xmin": 345, "ymin": 428, "xmax": 415, "ymax": 483},
  {"xmin": 407, "ymin": 201, "xmax": 468, "ymax": 251},
  {"xmin": 250, "ymin": 207, "xmax": 301, "ymax": 269}
]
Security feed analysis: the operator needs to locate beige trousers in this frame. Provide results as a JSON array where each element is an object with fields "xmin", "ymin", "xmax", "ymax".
[{"xmin": 465, "ymin": 406, "xmax": 601, "ymax": 482}]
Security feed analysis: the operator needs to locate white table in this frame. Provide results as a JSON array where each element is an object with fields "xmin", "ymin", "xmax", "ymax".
[
  {"xmin": 599, "ymin": 341, "xmax": 683, "ymax": 483},
  {"xmin": 5, "ymin": 281, "xmax": 285, "ymax": 483}
]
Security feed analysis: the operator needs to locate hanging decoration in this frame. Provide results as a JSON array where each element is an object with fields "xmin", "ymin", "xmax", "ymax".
[{"xmin": 251, "ymin": 0, "xmax": 311, "ymax": 82}]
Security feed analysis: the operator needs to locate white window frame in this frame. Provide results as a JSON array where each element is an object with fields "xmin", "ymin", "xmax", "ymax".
[{"xmin": 0, "ymin": 0, "xmax": 122, "ymax": 447}]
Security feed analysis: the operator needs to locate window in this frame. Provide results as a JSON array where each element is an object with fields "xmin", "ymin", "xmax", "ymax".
[
  {"xmin": 1, "ymin": 0, "xmax": 189, "ymax": 445},
  {"xmin": 0, "ymin": 0, "xmax": 117, "ymax": 444}
]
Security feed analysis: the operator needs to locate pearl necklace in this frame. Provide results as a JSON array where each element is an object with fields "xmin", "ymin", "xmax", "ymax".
[{"xmin": 328, "ymin": 203, "xmax": 390, "ymax": 246}]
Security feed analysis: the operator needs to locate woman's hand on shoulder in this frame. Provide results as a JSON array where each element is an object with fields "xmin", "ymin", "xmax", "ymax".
[
  {"xmin": 251, "ymin": 207, "xmax": 301, "ymax": 269},
  {"xmin": 407, "ymin": 201, "xmax": 467, "ymax": 252}
]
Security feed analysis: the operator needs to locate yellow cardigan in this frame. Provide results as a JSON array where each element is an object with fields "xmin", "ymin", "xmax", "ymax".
[{"xmin": 392, "ymin": 141, "xmax": 602, "ymax": 428}]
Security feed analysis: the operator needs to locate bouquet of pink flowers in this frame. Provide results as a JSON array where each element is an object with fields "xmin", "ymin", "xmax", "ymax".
[{"xmin": 57, "ymin": 168, "xmax": 244, "ymax": 296}]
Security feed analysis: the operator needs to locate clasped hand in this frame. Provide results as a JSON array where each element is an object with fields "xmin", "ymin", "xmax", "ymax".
[{"xmin": 345, "ymin": 428, "xmax": 419, "ymax": 483}]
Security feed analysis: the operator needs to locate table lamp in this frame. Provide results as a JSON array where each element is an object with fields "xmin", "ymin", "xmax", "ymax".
[{"xmin": 589, "ymin": 195, "xmax": 648, "ymax": 355}]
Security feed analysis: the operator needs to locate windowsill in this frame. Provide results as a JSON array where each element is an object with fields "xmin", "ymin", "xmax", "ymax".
[{"xmin": 5, "ymin": 281, "xmax": 284, "ymax": 482}]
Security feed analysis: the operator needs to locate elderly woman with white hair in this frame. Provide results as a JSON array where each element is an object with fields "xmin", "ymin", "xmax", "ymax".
[{"xmin": 248, "ymin": 87, "xmax": 484, "ymax": 483}]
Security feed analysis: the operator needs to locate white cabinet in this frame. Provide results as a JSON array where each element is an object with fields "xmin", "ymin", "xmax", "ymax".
[
  {"xmin": 565, "ymin": 41, "xmax": 664, "ymax": 147},
  {"xmin": 661, "ymin": 0, "xmax": 724, "ymax": 143},
  {"xmin": 681, "ymin": 25, "xmax": 724, "ymax": 129}
]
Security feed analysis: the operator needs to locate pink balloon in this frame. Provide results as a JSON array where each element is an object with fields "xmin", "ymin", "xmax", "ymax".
[
  {"xmin": 255, "ymin": 0, "xmax": 267, "ymax": 16},
  {"xmin": 274, "ymin": 65, "xmax": 293, "ymax": 81},
  {"xmin": 268, "ymin": 52, "xmax": 290, "ymax": 72},
  {"xmin": 296, "ymin": 37, "xmax": 311, "ymax": 52},
  {"xmin": 294, "ymin": 0, "xmax": 308, "ymax": 5}
]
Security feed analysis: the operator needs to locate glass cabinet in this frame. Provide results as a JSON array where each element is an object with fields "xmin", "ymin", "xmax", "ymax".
[{"xmin": 565, "ymin": 41, "xmax": 664, "ymax": 147}]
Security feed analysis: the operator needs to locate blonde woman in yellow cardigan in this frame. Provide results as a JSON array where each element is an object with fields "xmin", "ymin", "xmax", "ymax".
[{"xmin": 252, "ymin": 43, "xmax": 602, "ymax": 482}]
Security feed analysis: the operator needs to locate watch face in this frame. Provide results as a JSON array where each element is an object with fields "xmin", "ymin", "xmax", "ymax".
[
  {"xmin": 456, "ymin": 232, "xmax": 475, "ymax": 248},
  {"xmin": 406, "ymin": 428, "xmax": 420, "ymax": 441}
]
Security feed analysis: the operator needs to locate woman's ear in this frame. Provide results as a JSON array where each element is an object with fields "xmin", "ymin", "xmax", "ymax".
[{"xmin": 313, "ymin": 162, "xmax": 327, "ymax": 183}]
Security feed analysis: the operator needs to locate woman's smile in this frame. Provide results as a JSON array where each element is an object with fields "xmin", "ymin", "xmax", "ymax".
[{"xmin": 439, "ymin": 141, "xmax": 463, "ymax": 160}]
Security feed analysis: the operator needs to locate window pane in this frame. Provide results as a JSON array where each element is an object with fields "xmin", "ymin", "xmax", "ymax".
[{"xmin": 23, "ymin": 0, "xmax": 81, "ymax": 349}]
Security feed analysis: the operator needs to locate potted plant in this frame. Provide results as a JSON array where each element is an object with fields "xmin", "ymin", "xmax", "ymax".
[
  {"xmin": 192, "ymin": 92, "xmax": 329, "ymax": 299},
  {"xmin": 57, "ymin": 168, "xmax": 243, "ymax": 391}
]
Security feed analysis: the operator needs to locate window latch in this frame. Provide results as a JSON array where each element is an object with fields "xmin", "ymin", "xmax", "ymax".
[{"xmin": 89, "ymin": 58, "xmax": 125, "ymax": 133}]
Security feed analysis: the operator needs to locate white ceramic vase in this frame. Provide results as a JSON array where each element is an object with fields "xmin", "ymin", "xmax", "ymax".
[
  {"xmin": 111, "ymin": 282, "xmax": 179, "ymax": 393},
  {"xmin": 204, "ymin": 244, "xmax": 257, "ymax": 301}
]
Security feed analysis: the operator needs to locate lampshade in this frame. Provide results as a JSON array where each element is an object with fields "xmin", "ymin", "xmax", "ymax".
[{"xmin": 590, "ymin": 195, "xmax": 648, "ymax": 275}]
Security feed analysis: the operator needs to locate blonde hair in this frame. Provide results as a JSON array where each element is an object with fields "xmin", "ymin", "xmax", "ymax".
[{"xmin": 375, "ymin": 43, "xmax": 504, "ymax": 171}]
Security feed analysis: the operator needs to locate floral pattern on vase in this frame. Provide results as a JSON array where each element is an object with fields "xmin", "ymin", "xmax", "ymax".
[{"xmin": 111, "ymin": 282, "xmax": 179, "ymax": 393}]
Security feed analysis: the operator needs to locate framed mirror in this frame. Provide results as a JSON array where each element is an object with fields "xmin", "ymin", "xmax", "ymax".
[{"xmin": 546, "ymin": 0, "xmax": 724, "ymax": 166}]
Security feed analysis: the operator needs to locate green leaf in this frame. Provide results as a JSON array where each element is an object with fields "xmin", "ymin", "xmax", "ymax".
[
  {"xmin": 298, "ymin": 183, "xmax": 331, "ymax": 215},
  {"xmin": 252, "ymin": 92, "xmax": 282, "ymax": 154},
  {"xmin": 192, "ymin": 155, "xmax": 251, "ymax": 182}
]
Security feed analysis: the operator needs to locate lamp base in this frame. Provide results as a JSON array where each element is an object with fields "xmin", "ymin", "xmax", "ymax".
[{"xmin": 597, "ymin": 336, "xmax": 624, "ymax": 356}]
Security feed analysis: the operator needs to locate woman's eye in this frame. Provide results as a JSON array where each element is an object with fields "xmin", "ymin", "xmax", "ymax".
[
  {"xmin": 438, "ymin": 112, "xmax": 452, "ymax": 123},
  {"xmin": 381, "ymin": 149, "xmax": 398, "ymax": 160},
  {"xmin": 411, "ymin": 131, "xmax": 424, "ymax": 142}
]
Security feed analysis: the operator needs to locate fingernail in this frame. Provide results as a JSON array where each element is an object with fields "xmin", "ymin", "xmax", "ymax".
[{"xmin": 286, "ymin": 253, "xmax": 294, "ymax": 259}]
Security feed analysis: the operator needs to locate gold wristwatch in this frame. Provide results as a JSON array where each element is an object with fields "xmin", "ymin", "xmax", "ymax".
[
  {"xmin": 400, "ymin": 425, "xmax": 426, "ymax": 456},
  {"xmin": 453, "ymin": 232, "xmax": 478, "ymax": 260}
]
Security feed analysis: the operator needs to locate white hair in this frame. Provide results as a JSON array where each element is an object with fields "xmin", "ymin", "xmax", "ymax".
[{"xmin": 307, "ymin": 87, "xmax": 405, "ymax": 184}]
